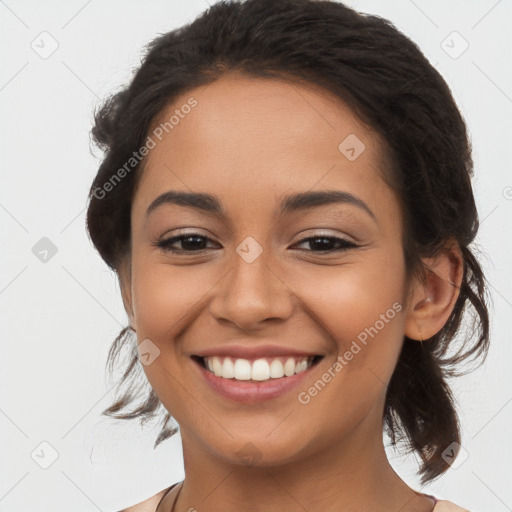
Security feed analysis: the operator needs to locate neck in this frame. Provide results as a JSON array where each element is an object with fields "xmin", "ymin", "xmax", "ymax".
[{"xmin": 173, "ymin": 401, "xmax": 433, "ymax": 512}]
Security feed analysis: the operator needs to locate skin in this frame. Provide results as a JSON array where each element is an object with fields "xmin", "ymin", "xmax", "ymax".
[{"xmin": 119, "ymin": 72, "xmax": 463, "ymax": 512}]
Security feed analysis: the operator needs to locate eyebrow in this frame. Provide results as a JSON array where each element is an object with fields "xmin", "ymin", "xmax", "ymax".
[{"xmin": 145, "ymin": 189, "xmax": 377, "ymax": 223}]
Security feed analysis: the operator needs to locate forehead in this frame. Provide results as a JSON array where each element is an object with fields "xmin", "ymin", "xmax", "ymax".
[{"xmin": 133, "ymin": 72, "xmax": 391, "ymax": 219}]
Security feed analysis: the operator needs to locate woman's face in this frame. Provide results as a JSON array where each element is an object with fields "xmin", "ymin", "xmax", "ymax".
[{"xmin": 123, "ymin": 72, "xmax": 417, "ymax": 466}]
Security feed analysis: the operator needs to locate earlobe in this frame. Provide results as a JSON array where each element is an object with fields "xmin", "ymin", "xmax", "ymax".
[{"xmin": 404, "ymin": 241, "xmax": 464, "ymax": 341}]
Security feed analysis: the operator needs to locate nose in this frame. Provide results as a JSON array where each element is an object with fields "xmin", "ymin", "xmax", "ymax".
[{"xmin": 208, "ymin": 246, "xmax": 295, "ymax": 330}]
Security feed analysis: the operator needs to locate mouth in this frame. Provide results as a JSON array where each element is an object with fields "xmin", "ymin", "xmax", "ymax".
[
  {"xmin": 192, "ymin": 354, "xmax": 324, "ymax": 381},
  {"xmin": 190, "ymin": 354, "xmax": 324, "ymax": 403}
]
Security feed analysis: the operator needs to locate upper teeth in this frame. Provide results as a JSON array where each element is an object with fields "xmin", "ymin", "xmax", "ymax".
[{"xmin": 204, "ymin": 356, "xmax": 313, "ymax": 381}]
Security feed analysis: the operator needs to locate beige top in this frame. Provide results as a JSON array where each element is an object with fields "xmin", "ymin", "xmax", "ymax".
[{"xmin": 119, "ymin": 482, "xmax": 471, "ymax": 511}]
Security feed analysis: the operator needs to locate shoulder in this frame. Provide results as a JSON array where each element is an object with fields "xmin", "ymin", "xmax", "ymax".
[
  {"xmin": 118, "ymin": 486, "xmax": 171, "ymax": 512},
  {"xmin": 433, "ymin": 500, "xmax": 471, "ymax": 511}
]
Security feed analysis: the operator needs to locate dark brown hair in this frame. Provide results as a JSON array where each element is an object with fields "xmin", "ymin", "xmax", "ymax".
[{"xmin": 86, "ymin": 0, "xmax": 490, "ymax": 484}]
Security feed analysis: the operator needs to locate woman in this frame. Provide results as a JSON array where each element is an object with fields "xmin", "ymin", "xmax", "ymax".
[{"xmin": 86, "ymin": 0, "xmax": 489, "ymax": 510}]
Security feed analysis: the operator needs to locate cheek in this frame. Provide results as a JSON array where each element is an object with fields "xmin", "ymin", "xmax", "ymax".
[
  {"xmin": 131, "ymin": 260, "xmax": 213, "ymax": 341},
  {"xmin": 289, "ymin": 258, "xmax": 407, "ymax": 436},
  {"xmin": 297, "ymin": 254, "xmax": 405, "ymax": 336},
  {"xmin": 129, "ymin": 260, "xmax": 213, "ymax": 419},
  {"xmin": 291, "ymin": 252, "xmax": 408, "ymax": 383}
]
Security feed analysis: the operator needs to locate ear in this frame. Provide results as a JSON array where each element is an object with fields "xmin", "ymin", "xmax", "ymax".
[
  {"xmin": 404, "ymin": 240, "xmax": 464, "ymax": 341},
  {"xmin": 118, "ymin": 257, "xmax": 136, "ymax": 331}
]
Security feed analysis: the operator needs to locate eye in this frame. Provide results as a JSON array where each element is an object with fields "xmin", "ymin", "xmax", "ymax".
[
  {"xmin": 292, "ymin": 235, "xmax": 358, "ymax": 253},
  {"xmin": 154, "ymin": 233, "xmax": 218, "ymax": 254}
]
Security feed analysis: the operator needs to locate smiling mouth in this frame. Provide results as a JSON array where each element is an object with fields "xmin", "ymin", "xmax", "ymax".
[{"xmin": 191, "ymin": 355, "xmax": 324, "ymax": 382}]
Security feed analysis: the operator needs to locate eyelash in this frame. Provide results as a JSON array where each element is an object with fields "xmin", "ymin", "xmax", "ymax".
[{"xmin": 153, "ymin": 233, "xmax": 358, "ymax": 254}]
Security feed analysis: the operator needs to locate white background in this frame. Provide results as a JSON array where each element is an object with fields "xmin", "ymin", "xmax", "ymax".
[{"xmin": 1, "ymin": 1, "xmax": 511, "ymax": 511}]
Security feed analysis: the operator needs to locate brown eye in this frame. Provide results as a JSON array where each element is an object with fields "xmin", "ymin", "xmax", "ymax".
[
  {"xmin": 154, "ymin": 233, "xmax": 219, "ymax": 253},
  {"xmin": 292, "ymin": 236, "xmax": 358, "ymax": 253}
]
